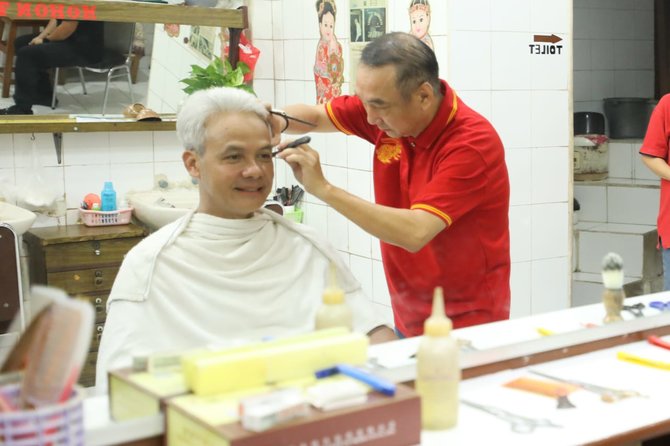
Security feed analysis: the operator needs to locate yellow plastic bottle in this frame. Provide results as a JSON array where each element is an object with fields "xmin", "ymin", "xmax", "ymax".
[
  {"xmin": 415, "ymin": 286, "xmax": 460, "ymax": 430},
  {"xmin": 315, "ymin": 263, "xmax": 353, "ymax": 331}
]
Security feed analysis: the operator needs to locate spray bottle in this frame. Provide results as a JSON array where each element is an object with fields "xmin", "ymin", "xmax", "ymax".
[
  {"xmin": 415, "ymin": 286, "xmax": 460, "ymax": 430},
  {"xmin": 315, "ymin": 263, "xmax": 353, "ymax": 331},
  {"xmin": 601, "ymin": 252, "xmax": 624, "ymax": 324}
]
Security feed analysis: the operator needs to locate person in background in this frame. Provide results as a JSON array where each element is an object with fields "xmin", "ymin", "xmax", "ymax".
[
  {"xmin": 0, "ymin": 19, "xmax": 103, "ymax": 115},
  {"xmin": 271, "ymin": 32, "xmax": 511, "ymax": 338},
  {"xmin": 95, "ymin": 87, "xmax": 395, "ymax": 392},
  {"xmin": 640, "ymin": 94, "xmax": 670, "ymax": 290}
]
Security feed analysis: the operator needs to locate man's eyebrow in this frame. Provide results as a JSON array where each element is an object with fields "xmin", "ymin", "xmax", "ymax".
[
  {"xmin": 221, "ymin": 145, "xmax": 244, "ymax": 153},
  {"xmin": 365, "ymin": 98, "xmax": 387, "ymax": 106}
]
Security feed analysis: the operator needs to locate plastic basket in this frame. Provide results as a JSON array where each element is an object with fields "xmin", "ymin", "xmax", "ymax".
[
  {"xmin": 79, "ymin": 208, "xmax": 132, "ymax": 227},
  {"xmin": 0, "ymin": 385, "xmax": 85, "ymax": 446},
  {"xmin": 284, "ymin": 208, "xmax": 304, "ymax": 224}
]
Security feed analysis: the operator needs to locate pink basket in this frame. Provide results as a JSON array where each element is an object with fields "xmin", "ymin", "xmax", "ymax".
[
  {"xmin": 0, "ymin": 385, "xmax": 84, "ymax": 446},
  {"xmin": 79, "ymin": 208, "xmax": 132, "ymax": 227}
]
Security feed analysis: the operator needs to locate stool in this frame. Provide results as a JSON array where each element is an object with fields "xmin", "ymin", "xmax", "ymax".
[{"xmin": 0, "ymin": 17, "xmax": 48, "ymax": 98}]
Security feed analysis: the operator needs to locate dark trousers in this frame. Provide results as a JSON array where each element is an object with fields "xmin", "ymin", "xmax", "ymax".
[{"xmin": 13, "ymin": 33, "xmax": 92, "ymax": 110}]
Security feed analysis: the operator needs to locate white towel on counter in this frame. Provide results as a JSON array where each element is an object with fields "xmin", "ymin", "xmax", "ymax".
[{"xmin": 95, "ymin": 208, "xmax": 384, "ymax": 392}]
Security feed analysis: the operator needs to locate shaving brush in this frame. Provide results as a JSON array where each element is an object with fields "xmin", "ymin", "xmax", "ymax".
[{"xmin": 601, "ymin": 252, "xmax": 624, "ymax": 324}]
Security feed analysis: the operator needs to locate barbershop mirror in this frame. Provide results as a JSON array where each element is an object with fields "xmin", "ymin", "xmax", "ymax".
[
  {"xmin": 0, "ymin": 0, "xmax": 247, "ymax": 117},
  {"xmin": 2, "ymin": 0, "xmax": 669, "ymax": 350}
]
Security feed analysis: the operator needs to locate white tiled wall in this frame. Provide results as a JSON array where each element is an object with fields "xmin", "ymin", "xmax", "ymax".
[
  {"xmin": 264, "ymin": 0, "xmax": 572, "ymax": 318},
  {"xmin": 0, "ymin": 0, "xmax": 574, "ymax": 322},
  {"xmin": 573, "ymin": 0, "xmax": 654, "ymax": 116}
]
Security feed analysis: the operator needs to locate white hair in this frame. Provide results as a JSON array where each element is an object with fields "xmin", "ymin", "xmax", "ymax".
[{"xmin": 176, "ymin": 87, "xmax": 269, "ymax": 155}]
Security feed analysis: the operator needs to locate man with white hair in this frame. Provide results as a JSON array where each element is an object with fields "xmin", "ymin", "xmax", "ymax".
[{"xmin": 96, "ymin": 87, "xmax": 394, "ymax": 392}]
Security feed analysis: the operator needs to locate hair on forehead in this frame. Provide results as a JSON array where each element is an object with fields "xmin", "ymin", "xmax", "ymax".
[{"xmin": 176, "ymin": 87, "xmax": 268, "ymax": 155}]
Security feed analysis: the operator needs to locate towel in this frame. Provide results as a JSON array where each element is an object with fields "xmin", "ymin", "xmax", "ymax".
[{"xmin": 95, "ymin": 209, "xmax": 383, "ymax": 392}]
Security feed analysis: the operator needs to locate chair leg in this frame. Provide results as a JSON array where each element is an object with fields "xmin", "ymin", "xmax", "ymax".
[
  {"xmin": 77, "ymin": 67, "xmax": 86, "ymax": 95},
  {"xmin": 125, "ymin": 68, "xmax": 134, "ymax": 104},
  {"xmin": 2, "ymin": 23, "xmax": 17, "ymax": 98},
  {"xmin": 51, "ymin": 67, "xmax": 59, "ymax": 109},
  {"xmin": 102, "ymin": 72, "xmax": 112, "ymax": 115}
]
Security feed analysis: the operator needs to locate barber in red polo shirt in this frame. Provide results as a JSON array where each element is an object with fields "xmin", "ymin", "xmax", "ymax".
[
  {"xmin": 640, "ymin": 94, "xmax": 670, "ymax": 291},
  {"xmin": 272, "ymin": 32, "xmax": 510, "ymax": 337}
]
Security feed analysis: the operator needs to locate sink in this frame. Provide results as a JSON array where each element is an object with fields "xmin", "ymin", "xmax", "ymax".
[
  {"xmin": 126, "ymin": 188, "xmax": 199, "ymax": 231},
  {"xmin": 0, "ymin": 202, "xmax": 37, "ymax": 236}
]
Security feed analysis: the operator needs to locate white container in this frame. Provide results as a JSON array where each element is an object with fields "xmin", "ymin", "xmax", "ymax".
[
  {"xmin": 574, "ymin": 135, "xmax": 609, "ymax": 181},
  {"xmin": 416, "ymin": 287, "xmax": 460, "ymax": 430}
]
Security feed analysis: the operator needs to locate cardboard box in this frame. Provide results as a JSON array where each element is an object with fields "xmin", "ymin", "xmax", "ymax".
[{"xmin": 166, "ymin": 384, "xmax": 421, "ymax": 446}]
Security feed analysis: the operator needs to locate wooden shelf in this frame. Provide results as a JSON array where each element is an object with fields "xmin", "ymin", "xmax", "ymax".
[
  {"xmin": 0, "ymin": 115, "xmax": 176, "ymax": 134},
  {"xmin": 0, "ymin": 0, "xmax": 247, "ymax": 135},
  {"xmin": 1, "ymin": 0, "xmax": 247, "ymax": 28}
]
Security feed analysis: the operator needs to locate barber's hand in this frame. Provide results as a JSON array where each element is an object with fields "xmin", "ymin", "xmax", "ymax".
[
  {"xmin": 29, "ymin": 36, "xmax": 44, "ymax": 45},
  {"xmin": 277, "ymin": 142, "xmax": 329, "ymax": 199}
]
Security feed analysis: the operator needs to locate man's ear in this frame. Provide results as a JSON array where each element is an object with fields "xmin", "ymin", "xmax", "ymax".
[
  {"xmin": 416, "ymin": 82, "xmax": 435, "ymax": 109},
  {"xmin": 182, "ymin": 150, "xmax": 200, "ymax": 178}
]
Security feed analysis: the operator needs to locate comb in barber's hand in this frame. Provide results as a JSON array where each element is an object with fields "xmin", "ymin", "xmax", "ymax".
[{"xmin": 271, "ymin": 136, "xmax": 312, "ymax": 157}]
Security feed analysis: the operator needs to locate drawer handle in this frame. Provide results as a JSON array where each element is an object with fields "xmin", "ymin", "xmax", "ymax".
[
  {"xmin": 93, "ymin": 241, "xmax": 101, "ymax": 256},
  {"xmin": 95, "ymin": 298, "xmax": 102, "ymax": 304},
  {"xmin": 94, "ymin": 277, "xmax": 104, "ymax": 286}
]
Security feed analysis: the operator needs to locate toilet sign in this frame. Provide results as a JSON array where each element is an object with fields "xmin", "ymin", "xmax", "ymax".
[{"xmin": 529, "ymin": 34, "xmax": 563, "ymax": 55}]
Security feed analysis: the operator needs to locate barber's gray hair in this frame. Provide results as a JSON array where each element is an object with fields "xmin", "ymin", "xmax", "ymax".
[
  {"xmin": 176, "ymin": 87, "xmax": 269, "ymax": 155},
  {"xmin": 360, "ymin": 32, "xmax": 440, "ymax": 100}
]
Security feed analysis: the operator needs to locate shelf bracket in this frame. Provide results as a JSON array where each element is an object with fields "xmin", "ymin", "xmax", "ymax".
[{"xmin": 52, "ymin": 132, "xmax": 62, "ymax": 164}]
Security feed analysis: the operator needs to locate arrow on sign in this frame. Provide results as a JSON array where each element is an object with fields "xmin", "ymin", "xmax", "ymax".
[{"xmin": 534, "ymin": 34, "xmax": 562, "ymax": 44}]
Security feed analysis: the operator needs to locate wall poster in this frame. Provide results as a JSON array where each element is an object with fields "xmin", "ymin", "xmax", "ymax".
[{"xmin": 348, "ymin": 0, "xmax": 387, "ymax": 87}]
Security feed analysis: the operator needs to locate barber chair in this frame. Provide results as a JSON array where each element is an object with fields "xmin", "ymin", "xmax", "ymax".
[{"xmin": 0, "ymin": 223, "xmax": 25, "ymax": 334}]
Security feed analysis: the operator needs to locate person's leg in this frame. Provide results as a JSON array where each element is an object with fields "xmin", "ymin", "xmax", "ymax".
[
  {"xmin": 662, "ymin": 243, "xmax": 670, "ymax": 291},
  {"xmin": 0, "ymin": 33, "xmax": 38, "ymax": 114},
  {"xmin": 12, "ymin": 40, "xmax": 83, "ymax": 111}
]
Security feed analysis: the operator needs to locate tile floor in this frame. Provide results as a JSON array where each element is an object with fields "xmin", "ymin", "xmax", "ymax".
[{"xmin": 0, "ymin": 60, "xmax": 150, "ymax": 116}]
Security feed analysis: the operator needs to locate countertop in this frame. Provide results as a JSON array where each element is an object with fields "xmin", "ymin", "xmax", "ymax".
[{"xmin": 83, "ymin": 292, "xmax": 670, "ymax": 445}]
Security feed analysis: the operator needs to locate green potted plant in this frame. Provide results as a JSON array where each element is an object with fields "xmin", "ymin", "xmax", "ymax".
[{"xmin": 179, "ymin": 56, "xmax": 253, "ymax": 95}]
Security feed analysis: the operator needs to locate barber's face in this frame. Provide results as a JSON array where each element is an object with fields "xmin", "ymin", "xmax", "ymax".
[
  {"xmin": 183, "ymin": 111, "xmax": 274, "ymax": 219},
  {"xmin": 355, "ymin": 64, "xmax": 427, "ymax": 138}
]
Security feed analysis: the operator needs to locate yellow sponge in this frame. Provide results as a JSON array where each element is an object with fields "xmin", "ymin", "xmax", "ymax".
[{"xmin": 184, "ymin": 331, "xmax": 368, "ymax": 396}]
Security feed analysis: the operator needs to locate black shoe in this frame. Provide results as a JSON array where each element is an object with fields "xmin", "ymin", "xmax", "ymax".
[{"xmin": 0, "ymin": 105, "xmax": 33, "ymax": 115}]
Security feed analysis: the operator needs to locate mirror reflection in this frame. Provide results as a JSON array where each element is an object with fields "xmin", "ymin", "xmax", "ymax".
[
  {"xmin": 0, "ymin": 19, "xmax": 153, "ymax": 115},
  {"xmin": 1, "ymin": 0, "xmax": 668, "ymax": 352}
]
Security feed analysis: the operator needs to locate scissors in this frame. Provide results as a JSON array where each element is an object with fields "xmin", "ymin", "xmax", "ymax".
[
  {"xmin": 270, "ymin": 109, "xmax": 317, "ymax": 128},
  {"xmin": 529, "ymin": 370, "xmax": 645, "ymax": 402},
  {"xmin": 649, "ymin": 301, "xmax": 670, "ymax": 311},
  {"xmin": 461, "ymin": 400, "xmax": 561, "ymax": 433},
  {"xmin": 623, "ymin": 302, "xmax": 645, "ymax": 318}
]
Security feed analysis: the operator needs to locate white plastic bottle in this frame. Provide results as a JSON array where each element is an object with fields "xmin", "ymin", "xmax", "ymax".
[
  {"xmin": 315, "ymin": 263, "xmax": 353, "ymax": 331},
  {"xmin": 415, "ymin": 286, "xmax": 460, "ymax": 430}
]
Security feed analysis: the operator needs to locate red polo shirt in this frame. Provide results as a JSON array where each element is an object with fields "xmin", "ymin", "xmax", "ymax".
[
  {"xmin": 326, "ymin": 80, "xmax": 510, "ymax": 336},
  {"xmin": 640, "ymin": 94, "xmax": 670, "ymax": 248}
]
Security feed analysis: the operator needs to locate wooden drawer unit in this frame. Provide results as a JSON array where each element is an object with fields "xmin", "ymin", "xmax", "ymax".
[{"xmin": 24, "ymin": 224, "xmax": 145, "ymax": 387}]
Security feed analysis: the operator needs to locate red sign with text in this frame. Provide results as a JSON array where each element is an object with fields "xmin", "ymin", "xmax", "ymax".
[{"xmin": 0, "ymin": 2, "xmax": 97, "ymax": 20}]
